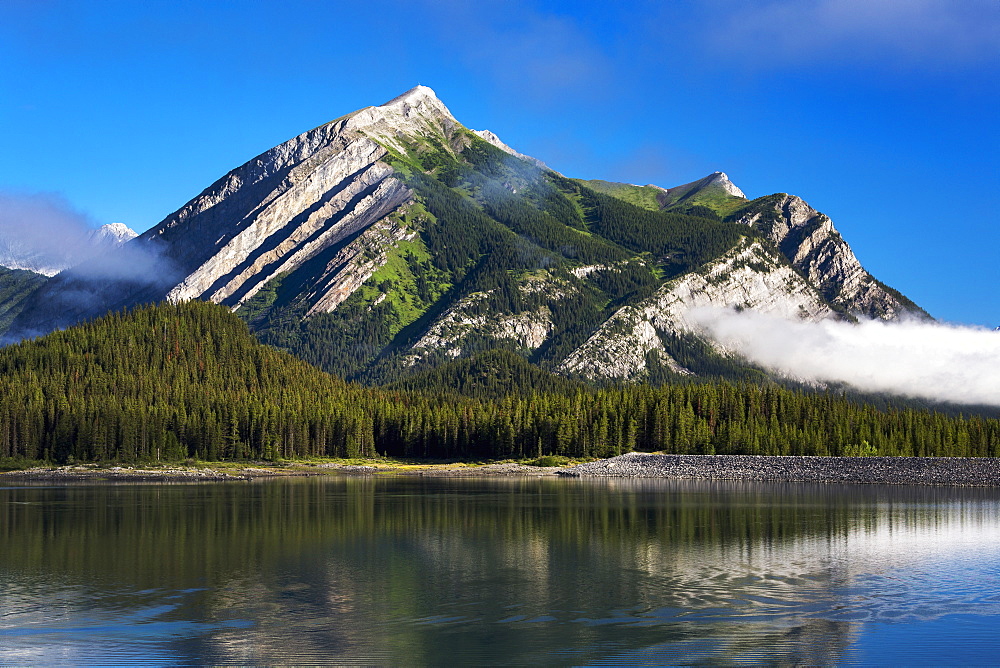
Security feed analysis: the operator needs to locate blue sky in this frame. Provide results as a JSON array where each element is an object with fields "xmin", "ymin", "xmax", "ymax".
[{"xmin": 1, "ymin": 0, "xmax": 997, "ymax": 325}]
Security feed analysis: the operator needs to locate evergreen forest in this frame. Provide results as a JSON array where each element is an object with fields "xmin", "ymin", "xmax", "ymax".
[{"xmin": 1, "ymin": 301, "xmax": 997, "ymax": 467}]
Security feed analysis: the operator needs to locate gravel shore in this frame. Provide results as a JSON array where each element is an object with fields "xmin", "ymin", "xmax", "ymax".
[
  {"xmin": 560, "ymin": 453, "xmax": 1000, "ymax": 487},
  {"xmin": 400, "ymin": 462, "xmax": 562, "ymax": 477},
  {"xmin": 0, "ymin": 462, "xmax": 562, "ymax": 481},
  {"xmin": 8, "ymin": 455, "xmax": 1000, "ymax": 486}
]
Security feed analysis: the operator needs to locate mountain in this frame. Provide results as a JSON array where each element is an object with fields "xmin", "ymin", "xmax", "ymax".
[
  {"xmin": 0, "ymin": 222, "xmax": 137, "ymax": 276},
  {"xmin": 88, "ymin": 222, "xmax": 138, "ymax": 246},
  {"xmin": 4, "ymin": 86, "xmax": 926, "ymax": 385}
]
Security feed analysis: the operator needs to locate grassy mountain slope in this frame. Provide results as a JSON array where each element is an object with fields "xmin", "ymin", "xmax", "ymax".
[
  {"xmin": 656, "ymin": 173, "xmax": 748, "ymax": 217},
  {"xmin": 577, "ymin": 180, "xmax": 665, "ymax": 212},
  {"xmin": 582, "ymin": 174, "xmax": 750, "ymax": 218}
]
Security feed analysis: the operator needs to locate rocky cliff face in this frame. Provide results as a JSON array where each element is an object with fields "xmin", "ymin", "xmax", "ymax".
[
  {"xmin": 729, "ymin": 194, "xmax": 924, "ymax": 320},
  {"xmin": 12, "ymin": 87, "xmax": 464, "ymax": 332},
  {"xmin": 560, "ymin": 238, "xmax": 833, "ymax": 380},
  {"xmin": 147, "ymin": 87, "xmax": 468, "ymax": 312},
  {"xmin": 403, "ymin": 274, "xmax": 573, "ymax": 365}
]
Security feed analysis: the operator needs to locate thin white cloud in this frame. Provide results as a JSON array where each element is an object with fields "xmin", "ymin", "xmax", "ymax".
[
  {"xmin": 705, "ymin": 0, "xmax": 1000, "ymax": 70},
  {"xmin": 414, "ymin": 0, "xmax": 613, "ymax": 106},
  {"xmin": 688, "ymin": 307, "xmax": 1000, "ymax": 407}
]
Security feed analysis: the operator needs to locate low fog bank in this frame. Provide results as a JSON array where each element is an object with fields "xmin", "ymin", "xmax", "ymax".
[{"xmin": 687, "ymin": 307, "xmax": 1000, "ymax": 408}]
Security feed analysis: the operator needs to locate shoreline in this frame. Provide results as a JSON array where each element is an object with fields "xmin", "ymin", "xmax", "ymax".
[
  {"xmin": 0, "ymin": 461, "xmax": 565, "ymax": 482},
  {"xmin": 5, "ymin": 453, "xmax": 1000, "ymax": 486},
  {"xmin": 561, "ymin": 453, "xmax": 1000, "ymax": 487}
]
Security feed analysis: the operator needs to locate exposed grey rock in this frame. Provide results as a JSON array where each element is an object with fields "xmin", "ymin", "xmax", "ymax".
[
  {"xmin": 560, "ymin": 238, "xmax": 833, "ymax": 380},
  {"xmin": 562, "ymin": 452, "xmax": 1000, "ymax": 487},
  {"xmin": 24, "ymin": 87, "xmax": 471, "ymax": 327},
  {"xmin": 304, "ymin": 217, "xmax": 418, "ymax": 316},
  {"xmin": 405, "ymin": 275, "xmax": 572, "ymax": 365},
  {"xmin": 732, "ymin": 194, "xmax": 921, "ymax": 320},
  {"xmin": 713, "ymin": 172, "xmax": 746, "ymax": 198}
]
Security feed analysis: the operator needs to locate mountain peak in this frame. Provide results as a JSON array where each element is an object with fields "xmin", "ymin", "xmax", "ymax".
[
  {"xmin": 373, "ymin": 84, "xmax": 452, "ymax": 121},
  {"xmin": 654, "ymin": 171, "xmax": 748, "ymax": 213},
  {"xmin": 89, "ymin": 223, "xmax": 138, "ymax": 245},
  {"xmin": 342, "ymin": 85, "xmax": 460, "ymax": 153},
  {"xmin": 383, "ymin": 85, "xmax": 440, "ymax": 106},
  {"xmin": 707, "ymin": 172, "xmax": 746, "ymax": 199}
]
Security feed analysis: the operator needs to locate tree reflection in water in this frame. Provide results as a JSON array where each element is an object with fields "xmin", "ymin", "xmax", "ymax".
[{"xmin": 2, "ymin": 478, "xmax": 999, "ymax": 665}]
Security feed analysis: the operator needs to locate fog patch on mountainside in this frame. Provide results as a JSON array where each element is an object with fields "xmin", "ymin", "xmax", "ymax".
[
  {"xmin": 688, "ymin": 306, "xmax": 1000, "ymax": 407},
  {"xmin": 0, "ymin": 191, "xmax": 146, "ymax": 280},
  {"xmin": 0, "ymin": 192, "xmax": 182, "ymax": 344},
  {"xmin": 0, "ymin": 191, "xmax": 98, "ymax": 274}
]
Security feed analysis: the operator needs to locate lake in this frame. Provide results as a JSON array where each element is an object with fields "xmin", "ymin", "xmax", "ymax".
[{"xmin": 2, "ymin": 476, "xmax": 999, "ymax": 665}]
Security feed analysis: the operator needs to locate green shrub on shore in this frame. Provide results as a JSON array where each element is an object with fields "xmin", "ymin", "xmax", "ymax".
[
  {"xmin": 527, "ymin": 455, "xmax": 575, "ymax": 467},
  {"xmin": 0, "ymin": 456, "xmax": 44, "ymax": 472}
]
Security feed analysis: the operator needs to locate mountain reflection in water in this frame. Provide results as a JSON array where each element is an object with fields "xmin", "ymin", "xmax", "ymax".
[{"xmin": 2, "ymin": 477, "xmax": 999, "ymax": 665}]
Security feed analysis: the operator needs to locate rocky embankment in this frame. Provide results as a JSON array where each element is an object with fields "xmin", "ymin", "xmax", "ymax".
[
  {"xmin": 317, "ymin": 462, "xmax": 561, "ymax": 476},
  {"xmin": 560, "ymin": 453, "xmax": 1000, "ymax": 487}
]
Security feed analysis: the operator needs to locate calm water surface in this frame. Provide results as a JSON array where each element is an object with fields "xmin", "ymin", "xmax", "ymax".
[{"xmin": 2, "ymin": 477, "xmax": 1000, "ymax": 665}]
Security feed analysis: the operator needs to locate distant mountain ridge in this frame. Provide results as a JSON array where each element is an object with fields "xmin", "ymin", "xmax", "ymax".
[
  {"xmin": 0, "ymin": 222, "xmax": 137, "ymax": 276},
  {"xmin": 3, "ymin": 86, "xmax": 926, "ymax": 385}
]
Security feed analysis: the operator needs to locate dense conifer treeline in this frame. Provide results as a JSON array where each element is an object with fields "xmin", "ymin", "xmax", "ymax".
[{"xmin": 1, "ymin": 302, "xmax": 998, "ymax": 466}]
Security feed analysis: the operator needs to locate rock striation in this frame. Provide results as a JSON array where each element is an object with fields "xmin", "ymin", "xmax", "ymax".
[
  {"xmin": 11, "ymin": 87, "xmax": 463, "ymax": 331},
  {"xmin": 731, "ymin": 194, "xmax": 923, "ymax": 320},
  {"xmin": 148, "ymin": 87, "xmax": 465, "ymax": 312}
]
